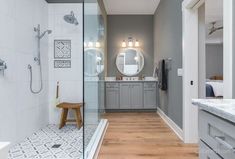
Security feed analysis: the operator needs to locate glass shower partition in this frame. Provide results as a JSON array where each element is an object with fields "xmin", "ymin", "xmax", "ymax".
[{"xmin": 83, "ymin": 0, "xmax": 106, "ymax": 158}]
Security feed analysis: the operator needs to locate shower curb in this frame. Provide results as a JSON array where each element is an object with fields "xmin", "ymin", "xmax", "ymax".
[{"xmin": 84, "ymin": 119, "xmax": 109, "ymax": 159}]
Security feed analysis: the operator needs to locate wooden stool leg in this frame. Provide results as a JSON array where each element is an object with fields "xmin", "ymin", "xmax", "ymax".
[
  {"xmin": 59, "ymin": 108, "xmax": 68, "ymax": 129},
  {"xmin": 74, "ymin": 108, "xmax": 83, "ymax": 128}
]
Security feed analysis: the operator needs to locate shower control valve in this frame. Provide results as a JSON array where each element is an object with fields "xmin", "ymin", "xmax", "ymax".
[
  {"xmin": 0, "ymin": 58, "xmax": 7, "ymax": 76},
  {"xmin": 34, "ymin": 57, "xmax": 40, "ymax": 64}
]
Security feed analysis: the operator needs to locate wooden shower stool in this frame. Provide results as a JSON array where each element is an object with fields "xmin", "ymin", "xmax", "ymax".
[{"xmin": 57, "ymin": 102, "xmax": 83, "ymax": 129}]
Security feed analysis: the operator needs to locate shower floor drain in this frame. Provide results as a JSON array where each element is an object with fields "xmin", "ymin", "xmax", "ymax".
[{"xmin": 51, "ymin": 144, "xmax": 61, "ymax": 148}]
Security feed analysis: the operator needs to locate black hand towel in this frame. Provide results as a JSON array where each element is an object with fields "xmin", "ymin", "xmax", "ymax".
[{"xmin": 161, "ymin": 60, "xmax": 168, "ymax": 91}]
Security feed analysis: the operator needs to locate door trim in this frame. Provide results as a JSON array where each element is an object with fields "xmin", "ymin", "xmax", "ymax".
[{"xmin": 182, "ymin": 0, "xmax": 234, "ymax": 143}]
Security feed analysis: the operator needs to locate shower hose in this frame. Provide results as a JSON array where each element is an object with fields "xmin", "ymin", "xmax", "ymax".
[{"xmin": 28, "ymin": 64, "xmax": 43, "ymax": 94}]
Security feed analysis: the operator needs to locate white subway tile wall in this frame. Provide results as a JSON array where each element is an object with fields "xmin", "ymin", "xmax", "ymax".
[
  {"xmin": 0, "ymin": 0, "xmax": 49, "ymax": 143},
  {"xmin": 0, "ymin": 1, "xmax": 83, "ymax": 145},
  {"xmin": 48, "ymin": 4, "xmax": 83, "ymax": 124}
]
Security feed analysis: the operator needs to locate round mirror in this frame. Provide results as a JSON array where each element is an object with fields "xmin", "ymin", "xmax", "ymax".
[
  {"xmin": 84, "ymin": 48, "xmax": 104, "ymax": 76},
  {"xmin": 116, "ymin": 48, "xmax": 144, "ymax": 76}
]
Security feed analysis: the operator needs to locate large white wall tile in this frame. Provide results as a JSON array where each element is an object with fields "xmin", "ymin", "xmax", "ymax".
[
  {"xmin": 48, "ymin": 4, "xmax": 83, "ymax": 124},
  {"xmin": 0, "ymin": 0, "xmax": 49, "ymax": 144},
  {"xmin": 0, "ymin": 0, "xmax": 14, "ymax": 17}
]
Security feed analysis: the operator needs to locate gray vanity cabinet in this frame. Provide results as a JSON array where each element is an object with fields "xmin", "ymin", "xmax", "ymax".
[
  {"xmin": 144, "ymin": 82, "xmax": 157, "ymax": 109},
  {"xmin": 120, "ymin": 83, "xmax": 131, "ymax": 109},
  {"xmin": 120, "ymin": 83, "xmax": 143, "ymax": 109},
  {"xmin": 199, "ymin": 110, "xmax": 235, "ymax": 159},
  {"xmin": 130, "ymin": 83, "xmax": 143, "ymax": 109},
  {"xmin": 199, "ymin": 141, "xmax": 222, "ymax": 159},
  {"xmin": 105, "ymin": 83, "xmax": 120, "ymax": 109},
  {"xmin": 105, "ymin": 81, "xmax": 157, "ymax": 110}
]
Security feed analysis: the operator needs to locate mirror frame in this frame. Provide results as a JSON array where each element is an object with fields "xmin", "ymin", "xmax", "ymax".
[
  {"xmin": 116, "ymin": 48, "xmax": 145, "ymax": 76},
  {"xmin": 84, "ymin": 48, "xmax": 104, "ymax": 77}
]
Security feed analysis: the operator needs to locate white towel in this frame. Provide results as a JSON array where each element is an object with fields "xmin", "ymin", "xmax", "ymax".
[{"xmin": 206, "ymin": 81, "xmax": 224, "ymax": 97}]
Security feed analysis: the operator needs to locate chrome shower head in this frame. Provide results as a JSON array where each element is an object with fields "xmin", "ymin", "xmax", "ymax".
[{"xmin": 64, "ymin": 11, "xmax": 79, "ymax": 26}]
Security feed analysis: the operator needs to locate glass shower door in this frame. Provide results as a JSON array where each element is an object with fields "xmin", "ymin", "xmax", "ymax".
[{"xmin": 83, "ymin": 0, "xmax": 106, "ymax": 158}]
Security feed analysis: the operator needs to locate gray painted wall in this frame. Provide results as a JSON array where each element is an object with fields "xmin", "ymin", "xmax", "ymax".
[
  {"xmin": 198, "ymin": 4, "xmax": 206, "ymax": 98},
  {"xmin": 206, "ymin": 44, "xmax": 223, "ymax": 78},
  {"xmin": 154, "ymin": 0, "xmax": 183, "ymax": 128},
  {"xmin": 107, "ymin": 15, "xmax": 154, "ymax": 77}
]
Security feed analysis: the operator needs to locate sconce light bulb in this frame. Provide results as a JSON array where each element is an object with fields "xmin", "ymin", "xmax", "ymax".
[
  {"xmin": 128, "ymin": 41, "xmax": 133, "ymax": 47},
  {"xmin": 96, "ymin": 42, "xmax": 101, "ymax": 48},
  {"xmin": 122, "ymin": 41, "xmax": 126, "ymax": 48},
  {"xmin": 88, "ymin": 42, "xmax": 93, "ymax": 47},
  {"xmin": 135, "ymin": 40, "xmax": 140, "ymax": 47}
]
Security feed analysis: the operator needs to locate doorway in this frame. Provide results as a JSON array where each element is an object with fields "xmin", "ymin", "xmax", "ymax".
[{"xmin": 182, "ymin": 0, "xmax": 234, "ymax": 143}]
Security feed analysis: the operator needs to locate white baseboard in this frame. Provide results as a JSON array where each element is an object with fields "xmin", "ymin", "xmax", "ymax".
[
  {"xmin": 85, "ymin": 119, "xmax": 108, "ymax": 159},
  {"xmin": 157, "ymin": 108, "xmax": 183, "ymax": 141}
]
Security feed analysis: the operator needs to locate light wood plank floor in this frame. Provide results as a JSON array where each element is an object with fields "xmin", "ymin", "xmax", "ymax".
[{"xmin": 98, "ymin": 112, "xmax": 198, "ymax": 159}]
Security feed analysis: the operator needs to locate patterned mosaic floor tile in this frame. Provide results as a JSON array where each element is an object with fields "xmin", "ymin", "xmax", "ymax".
[{"xmin": 8, "ymin": 124, "xmax": 97, "ymax": 159}]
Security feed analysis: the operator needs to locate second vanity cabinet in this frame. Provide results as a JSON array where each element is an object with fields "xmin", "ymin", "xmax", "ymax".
[
  {"xmin": 105, "ymin": 81, "xmax": 157, "ymax": 110},
  {"xmin": 199, "ymin": 110, "xmax": 235, "ymax": 159}
]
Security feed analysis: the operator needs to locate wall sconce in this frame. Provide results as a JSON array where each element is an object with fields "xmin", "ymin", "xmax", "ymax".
[
  {"xmin": 88, "ymin": 42, "xmax": 94, "ymax": 47},
  {"xmin": 95, "ymin": 42, "xmax": 101, "ymax": 48},
  {"xmin": 84, "ymin": 41, "xmax": 101, "ymax": 48},
  {"xmin": 121, "ymin": 37, "xmax": 140, "ymax": 48},
  {"xmin": 122, "ymin": 40, "xmax": 127, "ymax": 48},
  {"xmin": 128, "ymin": 37, "xmax": 133, "ymax": 47},
  {"xmin": 135, "ymin": 40, "xmax": 140, "ymax": 47}
]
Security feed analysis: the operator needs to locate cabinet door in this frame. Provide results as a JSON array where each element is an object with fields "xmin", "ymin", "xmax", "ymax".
[
  {"xmin": 120, "ymin": 83, "xmax": 131, "ymax": 109},
  {"xmin": 130, "ymin": 83, "xmax": 143, "ymax": 109},
  {"xmin": 106, "ymin": 89, "xmax": 119, "ymax": 109},
  {"xmin": 144, "ymin": 82, "xmax": 157, "ymax": 109},
  {"xmin": 144, "ymin": 89, "xmax": 157, "ymax": 109},
  {"xmin": 199, "ymin": 140, "xmax": 222, "ymax": 159}
]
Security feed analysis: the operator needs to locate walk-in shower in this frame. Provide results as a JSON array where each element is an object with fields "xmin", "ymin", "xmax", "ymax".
[
  {"xmin": 64, "ymin": 11, "xmax": 79, "ymax": 26},
  {"xmin": 28, "ymin": 24, "xmax": 52, "ymax": 94}
]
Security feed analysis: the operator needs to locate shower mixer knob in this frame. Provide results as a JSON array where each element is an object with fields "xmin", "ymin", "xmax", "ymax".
[{"xmin": 34, "ymin": 57, "xmax": 40, "ymax": 62}]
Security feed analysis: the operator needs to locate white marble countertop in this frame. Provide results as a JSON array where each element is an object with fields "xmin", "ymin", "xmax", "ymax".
[{"xmin": 192, "ymin": 99, "xmax": 235, "ymax": 123}]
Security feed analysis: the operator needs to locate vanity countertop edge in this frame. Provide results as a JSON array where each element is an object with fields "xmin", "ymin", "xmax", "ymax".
[
  {"xmin": 105, "ymin": 80, "xmax": 158, "ymax": 83},
  {"xmin": 192, "ymin": 99, "xmax": 235, "ymax": 123}
]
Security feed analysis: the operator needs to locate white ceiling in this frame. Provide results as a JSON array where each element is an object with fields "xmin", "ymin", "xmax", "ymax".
[
  {"xmin": 205, "ymin": 0, "xmax": 223, "ymax": 23},
  {"xmin": 205, "ymin": 0, "xmax": 223, "ymax": 44},
  {"xmin": 103, "ymin": 0, "xmax": 160, "ymax": 15}
]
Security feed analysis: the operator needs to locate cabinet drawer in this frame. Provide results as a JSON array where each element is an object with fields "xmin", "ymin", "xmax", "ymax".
[
  {"xmin": 199, "ymin": 110, "xmax": 235, "ymax": 159},
  {"xmin": 106, "ymin": 83, "xmax": 119, "ymax": 89},
  {"xmin": 199, "ymin": 140, "xmax": 222, "ymax": 159},
  {"xmin": 144, "ymin": 82, "xmax": 157, "ymax": 89}
]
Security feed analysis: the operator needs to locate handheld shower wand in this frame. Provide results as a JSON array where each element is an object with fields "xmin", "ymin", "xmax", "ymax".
[{"xmin": 28, "ymin": 24, "xmax": 52, "ymax": 94}]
